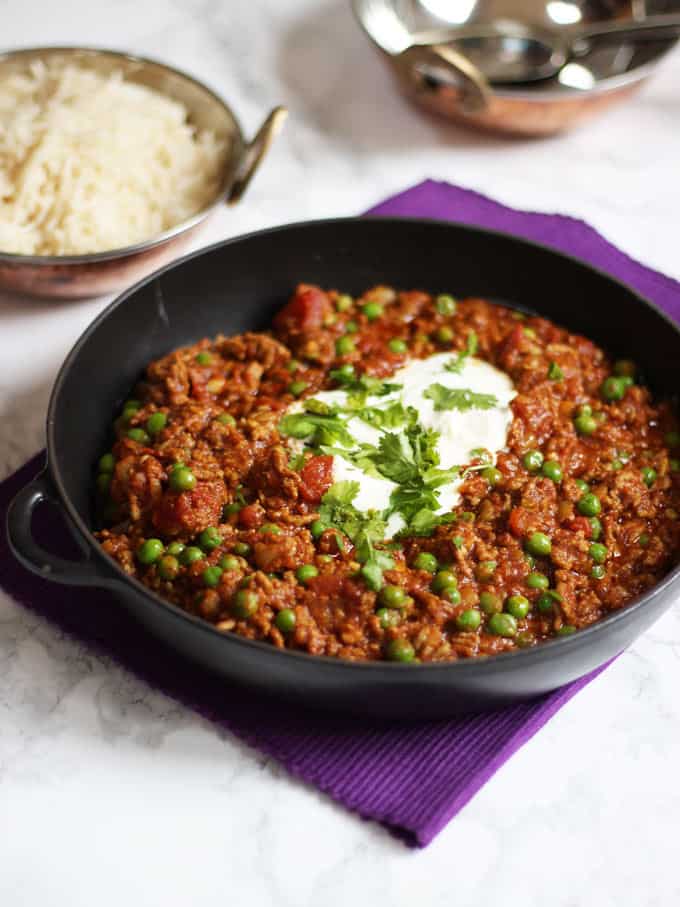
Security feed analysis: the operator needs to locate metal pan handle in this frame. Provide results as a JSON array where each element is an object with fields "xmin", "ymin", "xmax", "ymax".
[
  {"xmin": 228, "ymin": 106, "xmax": 288, "ymax": 205},
  {"xmin": 6, "ymin": 470, "xmax": 117, "ymax": 588}
]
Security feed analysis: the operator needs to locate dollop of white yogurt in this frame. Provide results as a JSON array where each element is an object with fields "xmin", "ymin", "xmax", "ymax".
[{"xmin": 289, "ymin": 352, "xmax": 516, "ymax": 536}]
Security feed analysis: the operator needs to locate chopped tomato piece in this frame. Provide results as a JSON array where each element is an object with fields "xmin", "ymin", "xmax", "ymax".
[
  {"xmin": 566, "ymin": 516, "xmax": 592, "ymax": 538},
  {"xmin": 273, "ymin": 284, "xmax": 330, "ymax": 335},
  {"xmin": 299, "ymin": 455, "xmax": 334, "ymax": 504}
]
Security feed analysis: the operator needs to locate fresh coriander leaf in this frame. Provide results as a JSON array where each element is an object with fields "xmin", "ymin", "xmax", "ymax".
[
  {"xmin": 548, "ymin": 361, "xmax": 564, "ymax": 381},
  {"xmin": 279, "ymin": 410, "xmax": 354, "ymax": 448},
  {"xmin": 424, "ymin": 384, "xmax": 498, "ymax": 412},
  {"xmin": 444, "ymin": 331, "xmax": 478, "ymax": 374}
]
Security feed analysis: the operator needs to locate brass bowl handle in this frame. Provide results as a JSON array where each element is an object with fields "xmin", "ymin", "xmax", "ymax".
[
  {"xmin": 397, "ymin": 42, "xmax": 491, "ymax": 114},
  {"xmin": 228, "ymin": 106, "xmax": 288, "ymax": 205}
]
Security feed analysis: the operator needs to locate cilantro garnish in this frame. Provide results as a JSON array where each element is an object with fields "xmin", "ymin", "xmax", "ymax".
[
  {"xmin": 279, "ymin": 409, "xmax": 354, "ymax": 448},
  {"xmin": 444, "ymin": 331, "xmax": 478, "ymax": 374},
  {"xmin": 329, "ymin": 369, "xmax": 402, "ymax": 404},
  {"xmin": 424, "ymin": 384, "xmax": 498, "ymax": 412},
  {"xmin": 547, "ymin": 361, "xmax": 564, "ymax": 381},
  {"xmin": 355, "ymin": 424, "xmax": 459, "ymax": 534},
  {"xmin": 318, "ymin": 481, "xmax": 394, "ymax": 589}
]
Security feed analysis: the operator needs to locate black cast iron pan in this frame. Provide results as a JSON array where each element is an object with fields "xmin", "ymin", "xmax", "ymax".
[{"xmin": 7, "ymin": 218, "xmax": 680, "ymax": 719}]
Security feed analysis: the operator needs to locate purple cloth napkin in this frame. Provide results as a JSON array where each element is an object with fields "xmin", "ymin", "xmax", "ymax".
[{"xmin": 2, "ymin": 180, "xmax": 678, "ymax": 848}]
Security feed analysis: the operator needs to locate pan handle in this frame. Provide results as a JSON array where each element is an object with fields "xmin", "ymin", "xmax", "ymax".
[
  {"xmin": 228, "ymin": 106, "xmax": 288, "ymax": 206},
  {"xmin": 6, "ymin": 470, "xmax": 117, "ymax": 588}
]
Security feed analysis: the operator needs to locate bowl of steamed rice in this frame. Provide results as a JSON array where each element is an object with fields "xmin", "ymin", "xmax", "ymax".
[{"xmin": 0, "ymin": 47, "xmax": 287, "ymax": 298}]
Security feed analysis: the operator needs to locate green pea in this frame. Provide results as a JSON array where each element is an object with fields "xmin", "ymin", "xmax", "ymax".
[
  {"xmin": 665, "ymin": 431, "xmax": 680, "ymax": 447},
  {"xmin": 335, "ymin": 294, "xmax": 353, "ymax": 312},
  {"xmin": 98, "ymin": 453, "xmax": 115, "ymax": 473},
  {"xmin": 310, "ymin": 519, "xmax": 327, "ymax": 540},
  {"xmin": 574, "ymin": 413, "xmax": 597, "ymax": 435},
  {"xmin": 195, "ymin": 351, "xmax": 213, "ymax": 365},
  {"xmin": 288, "ymin": 380, "xmax": 308, "ymax": 397},
  {"xmin": 523, "ymin": 450, "xmax": 544, "ymax": 473},
  {"xmin": 167, "ymin": 541, "xmax": 185, "ymax": 557},
  {"xmin": 260, "ymin": 523, "xmax": 281, "ymax": 535},
  {"xmin": 671, "ymin": 459, "xmax": 680, "ymax": 473},
  {"xmin": 379, "ymin": 585, "xmax": 409, "ymax": 609},
  {"xmin": 556, "ymin": 625, "xmax": 577, "ymax": 636},
  {"xmin": 600, "ymin": 376, "xmax": 626, "ymax": 402},
  {"xmin": 526, "ymin": 572, "xmax": 549, "ymax": 590},
  {"xmin": 578, "ymin": 493, "xmax": 601, "ymax": 517},
  {"xmin": 641, "ymin": 466, "xmax": 657, "ymax": 487},
  {"xmin": 482, "ymin": 466, "xmax": 502, "ymax": 486},
  {"xmin": 296, "ymin": 564, "xmax": 319, "ymax": 585},
  {"xmin": 157, "ymin": 555, "xmax": 179, "ymax": 580},
  {"xmin": 385, "ymin": 638, "xmax": 415, "ymax": 663},
  {"xmin": 441, "ymin": 586, "xmax": 461, "ymax": 605},
  {"xmin": 233, "ymin": 542, "xmax": 251, "ymax": 557},
  {"xmin": 126, "ymin": 428, "xmax": 150, "ymax": 445},
  {"xmin": 169, "ymin": 466, "xmax": 196, "ymax": 492},
  {"xmin": 137, "ymin": 538, "xmax": 164, "ymax": 565},
  {"xmin": 475, "ymin": 560, "xmax": 497, "ymax": 583},
  {"xmin": 638, "ymin": 533, "xmax": 650, "ymax": 547},
  {"xmin": 589, "ymin": 516, "xmax": 602, "ymax": 541},
  {"xmin": 574, "ymin": 479, "xmax": 589, "ymax": 493},
  {"xmin": 146, "ymin": 412, "xmax": 167, "ymax": 435},
  {"xmin": 536, "ymin": 592, "xmax": 555, "ymax": 614},
  {"xmin": 432, "ymin": 570, "xmax": 457, "ymax": 593},
  {"xmin": 202, "ymin": 565, "xmax": 223, "ymax": 588},
  {"xmin": 488, "ymin": 612, "xmax": 518, "ymax": 638},
  {"xmin": 217, "ymin": 413, "xmax": 236, "ymax": 426},
  {"xmin": 334, "ymin": 363, "xmax": 355, "ymax": 381},
  {"xmin": 275, "ymin": 608, "xmax": 296, "ymax": 633},
  {"xmin": 456, "ymin": 608, "xmax": 481, "ymax": 631},
  {"xmin": 388, "ymin": 338, "xmax": 408, "ymax": 354},
  {"xmin": 318, "ymin": 554, "xmax": 333, "ymax": 563},
  {"xmin": 199, "ymin": 527, "xmax": 221, "ymax": 551},
  {"xmin": 435, "ymin": 326, "xmax": 454, "ymax": 344},
  {"xmin": 505, "ymin": 594, "xmax": 529, "ymax": 619},
  {"xmin": 286, "ymin": 359, "xmax": 300, "ymax": 372},
  {"xmin": 479, "ymin": 591, "xmax": 503, "ymax": 615},
  {"xmin": 589, "ymin": 542, "xmax": 608, "ymax": 564},
  {"xmin": 525, "ymin": 532, "xmax": 552, "ymax": 557},
  {"xmin": 591, "ymin": 564, "xmax": 606, "ymax": 580},
  {"xmin": 97, "ymin": 472, "xmax": 113, "ymax": 497},
  {"xmin": 360, "ymin": 563, "xmax": 383, "ymax": 591},
  {"xmin": 231, "ymin": 589, "xmax": 259, "ymax": 619},
  {"xmin": 435, "ymin": 294, "xmax": 457, "ymax": 315},
  {"xmin": 362, "ymin": 302, "xmax": 383, "ymax": 321},
  {"xmin": 413, "ymin": 551, "xmax": 438, "ymax": 573},
  {"xmin": 516, "ymin": 631, "xmax": 536, "ymax": 648},
  {"xmin": 219, "ymin": 555, "xmax": 241, "ymax": 571},
  {"xmin": 122, "ymin": 399, "xmax": 141, "ymax": 414},
  {"xmin": 542, "ymin": 460, "xmax": 563, "ymax": 483},
  {"xmin": 223, "ymin": 502, "xmax": 241, "ymax": 519},
  {"xmin": 344, "ymin": 320, "xmax": 358, "ymax": 334},
  {"xmin": 336, "ymin": 337, "xmax": 355, "ymax": 356},
  {"xmin": 180, "ymin": 546, "xmax": 204, "ymax": 565},
  {"xmin": 376, "ymin": 608, "xmax": 401, "ymax": 629}
]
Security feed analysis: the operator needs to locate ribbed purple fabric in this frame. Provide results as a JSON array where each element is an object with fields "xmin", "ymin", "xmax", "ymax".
[{"xmin": 3, "ymin": 181, "xmax": 679, "ymax": 847}]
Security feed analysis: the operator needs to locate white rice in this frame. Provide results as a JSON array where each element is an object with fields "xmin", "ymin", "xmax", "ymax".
[{"xmin": 0, "ymin": 60, "xmax": 228, "ymax": 256}]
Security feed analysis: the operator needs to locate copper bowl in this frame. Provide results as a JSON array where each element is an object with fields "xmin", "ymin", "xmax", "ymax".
[
  {"xmin": 352, "ymin": 0, "xmax": 679, "ymax": 136},
  {"xmin": 0, "ymin": 47, "xmax": 287, "ymax": 299}
]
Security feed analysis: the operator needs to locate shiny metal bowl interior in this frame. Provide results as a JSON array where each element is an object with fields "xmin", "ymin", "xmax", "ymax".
[
  {"xmin": 353, "ymin": 0, "xmax": 679, "ymax": 134},
  {"xmin": 0, "ymin": 47, "xmax": 286, "ymax": 298}
]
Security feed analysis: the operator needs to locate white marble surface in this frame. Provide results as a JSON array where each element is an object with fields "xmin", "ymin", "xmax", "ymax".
[{"xmin": 1, "ymin": 1, "xmax": 680, "ymax": 903}]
